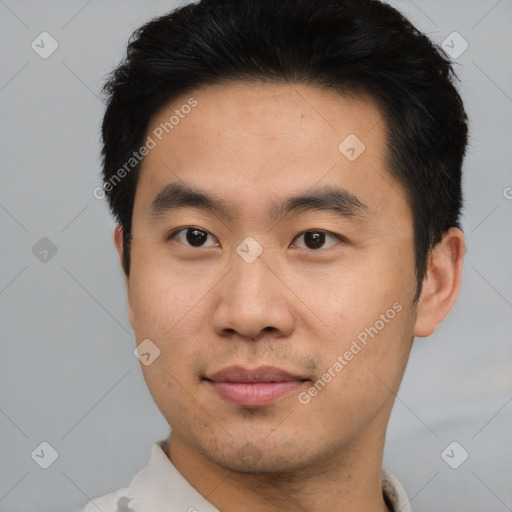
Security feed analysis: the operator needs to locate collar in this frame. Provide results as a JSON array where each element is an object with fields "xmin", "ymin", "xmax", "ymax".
[{"xmin": 125, "ymin": 439, "xmax": 411, "ymax": 512}]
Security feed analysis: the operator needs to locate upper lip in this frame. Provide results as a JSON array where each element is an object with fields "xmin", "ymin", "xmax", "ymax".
[{"xmin": 205, "ymin": 365, "xmax": 309, "ymax": 383}]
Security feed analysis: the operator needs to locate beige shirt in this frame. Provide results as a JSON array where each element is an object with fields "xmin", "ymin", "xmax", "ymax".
[{"xmin": 74, "ymin": 439, "xmax": 412, "ymax": 512}]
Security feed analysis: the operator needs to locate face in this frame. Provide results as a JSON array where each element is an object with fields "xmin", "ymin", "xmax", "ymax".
[{"xmin": 122, "ymin": 81, "xmax": 420, "ymax": 473}]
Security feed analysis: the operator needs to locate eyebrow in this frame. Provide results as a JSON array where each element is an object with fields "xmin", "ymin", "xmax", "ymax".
[{"xmin": 149, "ymin": 181, "xmax": 369, "ymax": 223}]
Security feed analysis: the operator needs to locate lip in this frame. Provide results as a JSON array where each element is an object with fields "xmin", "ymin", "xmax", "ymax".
[
  {"xmin": 207, "ymin": 365, "xmax": 307, "ymax": 383},
  {"xmin": 204, "ymin": 365, "xmax": 309, "ymax": 407}
]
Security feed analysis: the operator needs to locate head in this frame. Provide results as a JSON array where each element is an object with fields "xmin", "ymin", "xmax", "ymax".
[{"xmin": 101, "ymin": 0, "xmax": 467, "ymax": 474}]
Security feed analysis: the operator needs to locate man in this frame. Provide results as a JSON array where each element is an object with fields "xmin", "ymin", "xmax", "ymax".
[{"xmin": 79, "ymin": 0, "xmax": 468, "ymax": 510}]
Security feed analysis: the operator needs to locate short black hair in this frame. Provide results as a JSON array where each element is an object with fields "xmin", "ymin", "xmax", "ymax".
[{"xmin": 100, "ymin": 0, "xmax": 469, "ymax": 303}]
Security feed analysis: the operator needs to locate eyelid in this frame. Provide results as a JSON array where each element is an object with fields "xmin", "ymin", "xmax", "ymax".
[
  {"xmin": 168, "ymin": 226, "xmax": 220, "ymax": 247},
  {"xmin": 167, "ymin": 227, "xmax": 345, "ymax": 250},
  {"xmin": 291, "ymin": 229, "xmax": 344, "ymax": 250}
]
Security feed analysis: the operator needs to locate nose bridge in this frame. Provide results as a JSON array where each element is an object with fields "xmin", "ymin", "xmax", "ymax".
[
  {"xmin": 229, "ymin": 248, "xmax": 275, "ymax": 308},
  {"xmin": 213, "ymin": 246, "xmax": 295, "ymax": 339}
]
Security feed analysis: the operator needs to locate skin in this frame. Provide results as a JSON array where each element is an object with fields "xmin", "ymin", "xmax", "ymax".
[{"xmin": 114, "ymin": 81, "xmax": 465, "ymax": 512}]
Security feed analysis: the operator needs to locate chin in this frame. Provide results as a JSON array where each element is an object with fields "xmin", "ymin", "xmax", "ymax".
[{"xmin": 200, "ymin": 440, "xmax": 312, "ymax": 475}]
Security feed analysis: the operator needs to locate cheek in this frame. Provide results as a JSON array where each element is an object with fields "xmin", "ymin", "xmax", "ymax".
[
  {"xmin": 302, "ymin": 263, "xmax": 414, "ymax": 400},
  {"xmin": 128, "ymin": 247, "xmax": 209, "ymax": 338},
  {"xmin": 302, "ymin": 306, "xmax": 413, "ymax": 435},
  {"xmin": 128, "ymin": 250, "xmax": 211, "ymax": 383},
  {"xmin": 295, "ymin": 264, "xmax": 404, "ymax": 345},
  {"xmin": 131, "ymin": 279, "xmax": 206, "ymax": 376},
  {"xmin": 141, "ymin": 353, "xmax": 199, "ymax": 432}
]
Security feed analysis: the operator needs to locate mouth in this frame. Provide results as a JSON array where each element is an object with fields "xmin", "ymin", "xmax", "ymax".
[{"xmin": 204, "ymin": 365, "xmax": 310, "ymax": 407}]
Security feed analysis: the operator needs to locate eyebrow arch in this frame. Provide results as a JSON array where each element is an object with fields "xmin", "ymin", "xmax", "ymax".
[{"xmin": 149, "ymin": 182, "xmax": 369, "ymax": 223}]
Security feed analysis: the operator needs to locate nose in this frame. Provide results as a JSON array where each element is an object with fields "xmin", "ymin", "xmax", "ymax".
[{"xmin": 212, "ymin": 251, "xmax": 295, "ymax": 341}]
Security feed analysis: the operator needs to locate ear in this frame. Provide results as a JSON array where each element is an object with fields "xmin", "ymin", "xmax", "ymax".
[
  {"xmin": 114, "ymin": 225, "xmax": 135, "ymax": 328},
  {"xmin": 413, "ymin": 227, "xmax": 465, "ymax": 337}
]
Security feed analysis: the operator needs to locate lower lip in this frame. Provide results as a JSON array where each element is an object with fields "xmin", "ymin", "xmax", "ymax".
[{"xmin": 207, "ymin": 380, "xmax": 305, "ymax": 407}]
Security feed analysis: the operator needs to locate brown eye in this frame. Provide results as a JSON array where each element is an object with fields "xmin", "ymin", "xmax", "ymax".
[
  {"xmin": 170, "ymin": 227, "xmax": 220, "ymax": 248},
  {"xmin": 292, "ymin": 230, "xmax": 340, "ymax": 250}
]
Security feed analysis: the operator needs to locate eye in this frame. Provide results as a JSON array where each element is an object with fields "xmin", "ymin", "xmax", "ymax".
[
  {"xmin": 169, "ymin": 227, "xmax": 220, "ymax": 248},
  {"xmin": 291, "ymin": 230, "xmax": 342, "ymax": 250}
]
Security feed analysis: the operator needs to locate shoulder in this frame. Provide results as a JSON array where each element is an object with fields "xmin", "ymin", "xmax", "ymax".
[
  {"xmin": 70, "ymin": 487, "xmax": 135, "ymax": 512},
  {"xmin": 382, "ymin": 468, "xmax": 411, "ymax": 512}
]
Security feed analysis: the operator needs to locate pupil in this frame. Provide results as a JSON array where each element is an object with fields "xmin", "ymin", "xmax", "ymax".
[
  {"xmin": 304, "ymin": 231, "xmax": 325, "ymax": 249},
  {"xmin": 186, "ymin": 228, "xmax": 207, "ymax": 247}
]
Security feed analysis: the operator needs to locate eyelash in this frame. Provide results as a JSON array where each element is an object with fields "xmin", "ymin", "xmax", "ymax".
[{"xmin": 167, "ymin": 227, "xmax": 344, "ymax": 251}]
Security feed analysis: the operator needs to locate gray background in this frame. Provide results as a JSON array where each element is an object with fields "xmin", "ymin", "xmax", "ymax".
[{"xmin": 0, "ymin": 0, "xmax": 511, "ymax": 510}]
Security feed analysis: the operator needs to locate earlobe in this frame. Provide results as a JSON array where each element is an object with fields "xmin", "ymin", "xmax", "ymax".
[{"xmin": 413, "ymin": 227, "xmax": 465, "ymax": 338}]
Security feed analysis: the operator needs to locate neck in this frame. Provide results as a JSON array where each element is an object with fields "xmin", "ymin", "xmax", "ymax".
[{"xmin": 165, "ymin": 422, "xmax": 393, "ymax": 512}]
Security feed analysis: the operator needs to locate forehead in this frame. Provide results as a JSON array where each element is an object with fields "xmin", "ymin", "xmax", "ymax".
[
  {"xmin": 147, "ymin": 80, "xmax": 385, "ymax": 160},
  {"xmin": 135, "ymin": 81, "xmax": 409, "ymax": 223}
]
